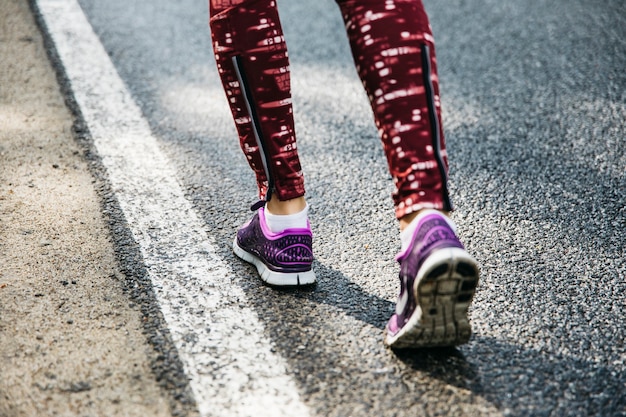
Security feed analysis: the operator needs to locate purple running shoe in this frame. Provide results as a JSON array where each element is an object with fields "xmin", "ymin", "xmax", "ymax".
[
  {"xmin": 385, "ymin": 210, "xmax": 479, "ymax": 348},
  {"xmin": 233, "ymin": 207, "xmax": 316, "ymax": 286}
]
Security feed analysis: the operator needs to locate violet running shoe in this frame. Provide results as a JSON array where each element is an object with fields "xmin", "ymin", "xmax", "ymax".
[
  {"xmin": 385, "ymin": 210, "xmax": 479, "ymax": 348},
  {"xmin": 233, "ymin": 207, "xmax": 316, "ymax": 286}
]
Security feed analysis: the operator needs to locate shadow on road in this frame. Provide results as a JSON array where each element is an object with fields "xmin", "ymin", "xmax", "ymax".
[{"xmin": 226, "ymin": 247, "xmax": 625, "ymax": 415}]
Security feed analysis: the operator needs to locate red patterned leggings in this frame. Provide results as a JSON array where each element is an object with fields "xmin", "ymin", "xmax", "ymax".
[{"xmin": 209, "ymin": 0, "xmax": 452, "ymax": 218}]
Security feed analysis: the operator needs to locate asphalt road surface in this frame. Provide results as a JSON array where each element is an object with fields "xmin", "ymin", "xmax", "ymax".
[{"xmin": 23, "ymin": 0, "xmax": 626, "ymax": 415}]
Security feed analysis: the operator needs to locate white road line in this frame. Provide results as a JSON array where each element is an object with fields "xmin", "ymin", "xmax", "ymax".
[{"xmin": 35, "ymin": 1, "xmax": 310, "ymax": 416}]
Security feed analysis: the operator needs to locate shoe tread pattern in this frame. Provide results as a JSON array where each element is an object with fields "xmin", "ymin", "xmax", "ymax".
[{"xmin": 390, "ymin": 248, "xmax": 479, "ymax": 349}]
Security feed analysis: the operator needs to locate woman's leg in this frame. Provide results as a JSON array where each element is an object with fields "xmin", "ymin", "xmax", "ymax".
[
  {"xmin": 210, "ymin": 0, "xmax": 313, "ymax": 286},
  {"xmin": 335, "ymin": 0, "xmax": 452, "ymax": 223},
  {"xmin": 209, "ymin": 0, "xmax": 305, "ymax": 207},
  {"xmin": 336, "ymin": 0, "xmax": 479, "ymax": 348}
]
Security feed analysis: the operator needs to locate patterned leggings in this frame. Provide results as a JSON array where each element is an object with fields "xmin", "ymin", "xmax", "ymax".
[{"xmin": 209, "ymin": 0, "xmax": 452, "ymax": 218}]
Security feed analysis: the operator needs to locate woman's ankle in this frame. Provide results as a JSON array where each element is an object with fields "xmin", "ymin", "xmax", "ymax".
[
  {"xmin": 266, "ymin": 196, "xmax": 307, "ymax": 215},
  {"xmin": 399, "ymin": 209, "xmax": 449, "ymax": 231}
]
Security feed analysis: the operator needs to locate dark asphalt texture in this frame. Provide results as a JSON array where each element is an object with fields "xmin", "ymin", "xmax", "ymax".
[{"xmin": 44, "ymin": 0, "xmax": 626, "ymax": 415}]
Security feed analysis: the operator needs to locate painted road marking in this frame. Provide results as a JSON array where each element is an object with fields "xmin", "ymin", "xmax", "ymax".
[{"xmin": 35, "ymin": 0, "xmax": 310, "ymax": 416}]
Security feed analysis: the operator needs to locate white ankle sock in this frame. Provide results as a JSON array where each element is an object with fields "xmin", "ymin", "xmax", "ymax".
[
  {"xmin": 264, "ymin": 204, "xmax": 309, "ymax": 233},
  {"xmin": 399, "ymin": 209, "xmax": 457, "ymax": 254}
]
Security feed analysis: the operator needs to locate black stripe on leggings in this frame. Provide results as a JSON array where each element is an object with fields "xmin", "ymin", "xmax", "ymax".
[
  {"xmin": 232, "ymin": 55, "xmax": 275, "ymax": 203},
  {"xmin": 421, "ymin": 44, "xmax": 453, "ymax": 211}
]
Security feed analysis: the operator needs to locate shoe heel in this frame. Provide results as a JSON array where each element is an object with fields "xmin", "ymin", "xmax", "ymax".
[
  {"xmin": 409, "ymin": 247, "xmax": 479, "ymax": 347},
  {"xmin": 233, "ymin": 237, "xmax": 316, "ymax": 286}
]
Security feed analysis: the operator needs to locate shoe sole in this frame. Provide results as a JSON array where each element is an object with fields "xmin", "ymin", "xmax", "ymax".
[
  {"xmin": 233, "ymin": 237, "xmax": 316, "ymax": 286},
  {"xmin": 385, "ymin": 247, "xmax": 479, "ymax": 349}
]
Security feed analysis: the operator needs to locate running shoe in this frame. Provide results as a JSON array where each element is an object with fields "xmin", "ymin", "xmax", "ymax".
[
  {"xmin": 233, "ymin": 207, "xmax": 316, "ymax": 286},
  {"xmin": 385, "ymin": 210, "xmax": 479, "ymax": 348}
]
